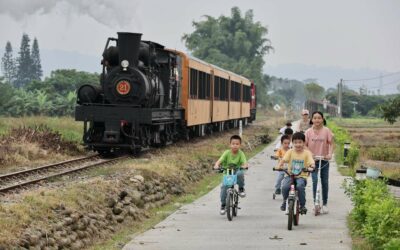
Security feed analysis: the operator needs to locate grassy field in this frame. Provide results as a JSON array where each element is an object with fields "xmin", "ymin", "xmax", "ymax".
[
  {"xmin": 0, "ymin": 116, "xmax": 83, "ymax": 142},
  {"xmin": 331, "ymin": 117, "xmax": 400, "ymax": 180}
]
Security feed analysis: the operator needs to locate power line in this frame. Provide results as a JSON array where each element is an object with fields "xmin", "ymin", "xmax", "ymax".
[{"xmin": 342, "ymin": 71, "xmax": 400, "ymax": 82}]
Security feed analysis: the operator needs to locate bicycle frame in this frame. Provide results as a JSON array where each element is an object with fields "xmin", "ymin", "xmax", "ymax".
[
  {"xmin": 222, "ymin": 167, "xmax": 242, "ymax": 221},
  {"xmin": 273, "ymin": 167, "xmax": 310, "ymax": 230}
]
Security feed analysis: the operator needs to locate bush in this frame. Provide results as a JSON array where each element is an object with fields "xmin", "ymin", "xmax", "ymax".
[
  {"xmin": 344, "ymin": 178, "xmax": 400, "ymax": 249},
  {"xmin": 328, "ymin": 120, "xmax": 359, "ymax": 168},
  {"xmin": 384, "ymin": 238, "xmax": 400, "ymax": 250}
]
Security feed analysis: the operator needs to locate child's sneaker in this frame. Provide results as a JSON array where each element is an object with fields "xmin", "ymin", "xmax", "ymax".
[
  {"xmin": 280, "ymin": 202, "xmax": 286, "ymax": 211},
  {"xmin": 274, "ymin": 188, "xmax": 281, "ymax": 195},
  {"xmin": 220, "ymin": 205, "xmax": 226, "ymax": 215},
  {"xmin": 322, "ymin": 205, "xmax": 329, "ymax": 214},
  {"xmin": 239, "ymin": 187, "xmax": 246, "ymax": 197},
  {"xmin": 300, "ymin": 206, "xmax": 307, "ymax": 214}
]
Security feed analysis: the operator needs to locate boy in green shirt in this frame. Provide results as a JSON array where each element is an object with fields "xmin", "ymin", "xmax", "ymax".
[{"xmin": 214, "ymin": 135, "xmax": 249, "ymax": 215}]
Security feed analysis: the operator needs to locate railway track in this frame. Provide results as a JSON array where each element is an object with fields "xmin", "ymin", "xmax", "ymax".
[{"xmin": 0, "ymin": 154, "xmax": 128, "ymax": 194}]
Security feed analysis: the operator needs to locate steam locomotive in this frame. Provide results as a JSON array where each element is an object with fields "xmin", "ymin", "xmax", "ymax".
[{"xmin": 75, "ymin": 32, "xmax": 256, "ymax": 154}]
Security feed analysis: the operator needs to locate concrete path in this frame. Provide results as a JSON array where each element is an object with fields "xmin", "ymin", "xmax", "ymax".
[{"xmin": 123, "ymin": 138, "xmax": 353, "ymax": 250}]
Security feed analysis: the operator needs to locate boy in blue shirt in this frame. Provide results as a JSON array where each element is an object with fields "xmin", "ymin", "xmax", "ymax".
[{"xmin": 214, "ymin": 135, "xmax": 249, "ymax": 215}]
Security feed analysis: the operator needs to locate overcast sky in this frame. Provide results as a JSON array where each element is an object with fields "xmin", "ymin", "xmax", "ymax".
[{"xmin": 0, "ymin": 0, "xmax": 399, "ymax": 79}]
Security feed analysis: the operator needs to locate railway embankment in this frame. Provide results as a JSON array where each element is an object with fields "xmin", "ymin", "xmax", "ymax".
[{"xmin": 0, "ymin": 116, "xmax": 278, "ymax": 249}]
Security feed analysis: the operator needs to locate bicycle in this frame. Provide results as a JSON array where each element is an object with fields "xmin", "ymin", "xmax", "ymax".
[
  {"xmin": 273, "ymin": 167, "xmax": 312, "ymax": 230},
  {"xmin": 217, "ymin": 165, "xmax": 245, "ymax": 221}
]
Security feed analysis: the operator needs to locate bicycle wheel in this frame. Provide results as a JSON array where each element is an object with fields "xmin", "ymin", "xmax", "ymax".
[
  {"xmin": 233, "ymin": 192, "xmax": 238, "ymax": 217},
  {"xmin": 226, "ymin": 190, "xmax": 233, "ymax": 221},
  {"xmin": 288, "ymin": 199, "xmax": 294, "ymax": 230},
  {"xmin": 294, "ymin": 200, "xmax": 300, "ymax": 226}
]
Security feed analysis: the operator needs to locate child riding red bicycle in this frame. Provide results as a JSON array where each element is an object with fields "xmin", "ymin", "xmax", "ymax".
[{"xmin": 276, "ymin": 132, "xmax": 315, "ymax": 214}]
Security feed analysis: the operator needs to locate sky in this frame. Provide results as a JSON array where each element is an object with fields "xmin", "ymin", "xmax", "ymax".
[{"xmin": 0, "ymin": 0, "xmax": 399, "ymax": 91}]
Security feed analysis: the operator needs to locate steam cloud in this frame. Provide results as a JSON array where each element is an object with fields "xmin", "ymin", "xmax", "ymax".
[{"xmin": 0, "ymin": 0, "xmax": 138, "ymax": 28}]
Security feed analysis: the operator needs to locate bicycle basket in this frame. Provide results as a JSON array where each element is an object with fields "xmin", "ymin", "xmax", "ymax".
[{"xmin": 223, "ymin": 174, "xmax": 237, "ymax": 186}]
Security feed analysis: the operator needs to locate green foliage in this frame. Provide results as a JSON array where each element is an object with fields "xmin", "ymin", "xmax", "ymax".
[
  {"xmin": 31, "ymin": 37, "xmax": 43, "ymax": 81},
  {"xmin": 328, "ymin": 120, "xmax": 359, "ymax": 168},
  {"xmin": 1, "ymin": 41, "xmax": 16, "ymax": 84},
  {"xmin": 304, "ymin": 82, "xmax": 325, "ymax": 100},
  {"xmin": 384, "ymin": 238, "xmax": 400, "ymax": 250},
  {"xmin": 344, "ymin": 178, "xmax": 400, "ymax": 249},
  {"xmin": 269, "ymin": 77, "xmax": 306, "ymax": 107},
  {"xmin": 182, "ymin": 7, "xmax": 273, "ymax": 106},
  {"xmin": 0, "ymin": 69, "xmax": 98, "ymax": 117},
  {"xmin": 15, "ymin": 33, "xmax": 33, "ymax": 88},
  {"xmin": 326, "ymin": 90, "xmax": 387, "ymax": 118},
  {"xmin": 379, "ymin": 95, "xmax": 400, "ymax": 124}
]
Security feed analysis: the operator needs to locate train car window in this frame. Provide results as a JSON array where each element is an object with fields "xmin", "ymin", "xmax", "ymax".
[
  {"xmin": 245, "ymin": 85, "xmax": 250, "ymax": 102},
  {"xmin": 220, "ymin": 78, "xmax": 225, "ymax": 101},
  {"xmin": 190, "ymin": 68, "xmax": 198, "ymax": 99},
  {"xmin": 230, "ymin": 81, "xmax": 235, "ymax": 101},
  {"xmin": 206, "ymin": 74, "xmax": 211, "ymax": 99},
  {"xmin": 198, "ymin": 71, "xmax": 205, "ymax": 99},
  {"xmin": 237, "ymin": 82, "xmax": 241, "ymax": 101},
  {"xmin": 214, "ymin": 76, "xmax": 220, "ymax": 100},
  {"xmin": 224, "ymin": 78, "xmax": 229, "ymax": 101}
]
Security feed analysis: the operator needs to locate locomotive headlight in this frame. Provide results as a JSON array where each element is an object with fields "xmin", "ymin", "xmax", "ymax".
[{"xmin": 121, "ymin": 60, "xmax": 129, "ymax": 71}]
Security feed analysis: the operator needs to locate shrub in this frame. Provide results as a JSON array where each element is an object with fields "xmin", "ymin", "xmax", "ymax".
[{"xmin": 344, "ymin": 178, "xmax": 400, "ymax": 249}]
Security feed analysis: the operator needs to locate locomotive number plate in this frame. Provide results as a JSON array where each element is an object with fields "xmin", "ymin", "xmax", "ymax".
[{"xmin": 116, "ymin": 80, "xmax": 131, "ymax": 95}]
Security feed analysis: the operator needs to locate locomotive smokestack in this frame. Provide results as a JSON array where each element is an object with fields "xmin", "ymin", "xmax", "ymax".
[{"xmin": 117, "ymin": 32, "xmax": 142, "ymax": 67}]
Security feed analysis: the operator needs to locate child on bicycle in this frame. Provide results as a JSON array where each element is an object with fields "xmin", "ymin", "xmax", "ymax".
[
  {"xmin": 277, "ymin": 132, "xmax": 315, "ymax": 214},
  {"xmin": 214, "ymin": 135, "xmax": 249, "ymax": 215},
  {"xmin": 305, "ymin": 111, "xmax": 334, "ymax": 214},
  {"xmin": 274, "ymin": 127, "xmax": 293, "ymax": 151},
  {"xmin": 274, "ymin": 134, "xmax": 291, "ymax": 195}
]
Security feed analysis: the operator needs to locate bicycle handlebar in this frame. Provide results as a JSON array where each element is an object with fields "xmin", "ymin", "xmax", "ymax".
[
  {"xmin": 270, "ymin": 155, "xmax": 279, "ymax": 160},
  {"xmin": 273, "ymin": 167, "xmax": 313, "ymax": 176}
]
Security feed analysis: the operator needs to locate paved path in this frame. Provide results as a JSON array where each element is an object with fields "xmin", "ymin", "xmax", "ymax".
[{"xmin": 124, "ymin": 138, "xmax": 353, "ymax": 250}]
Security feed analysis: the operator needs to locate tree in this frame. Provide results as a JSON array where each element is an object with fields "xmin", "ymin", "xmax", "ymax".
[
  {"xmin": 380, "ymin": 95, "xmax": 400, "ymax": 124},
  {"xmin": 15, "ymin": 33, "xmax": 33, "ymax": 88},
  {"xmin": 304, "ymin": 82, "xmax": 325, "ymax": 100},
  {"xmin": 182, "ymin": 7, "xmax": 273, "ymax": 106},
  {"xmin": 0, "ymin": 77, "xmax": 15, "ymax": 115},
  {"xmin": 31, "ymin": 37, "xmax": 43, "ymax": 81},
  {"xmin": 1, "ymin": 41, "xmax": 16, "ymax": 84}
]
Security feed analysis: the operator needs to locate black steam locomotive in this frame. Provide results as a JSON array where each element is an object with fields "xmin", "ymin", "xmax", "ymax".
[
  {"xmin": 75, "ymin": 32, "xmax": 183, "ymax": 154},
  {"xmin": 75, "ymin": 32, "xmax": 256, "ymax": 155}
]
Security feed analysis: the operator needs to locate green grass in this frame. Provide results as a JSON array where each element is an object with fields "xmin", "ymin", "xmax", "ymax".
[{"xmin": 0, "ymin": 116, "xmax": 83, "ymax": 142}]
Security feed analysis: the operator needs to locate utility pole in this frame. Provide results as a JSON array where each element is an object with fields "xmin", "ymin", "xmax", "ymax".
[{"xmin": 338, "ymin": 79, "xmax": 343, "ymax": 118}]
